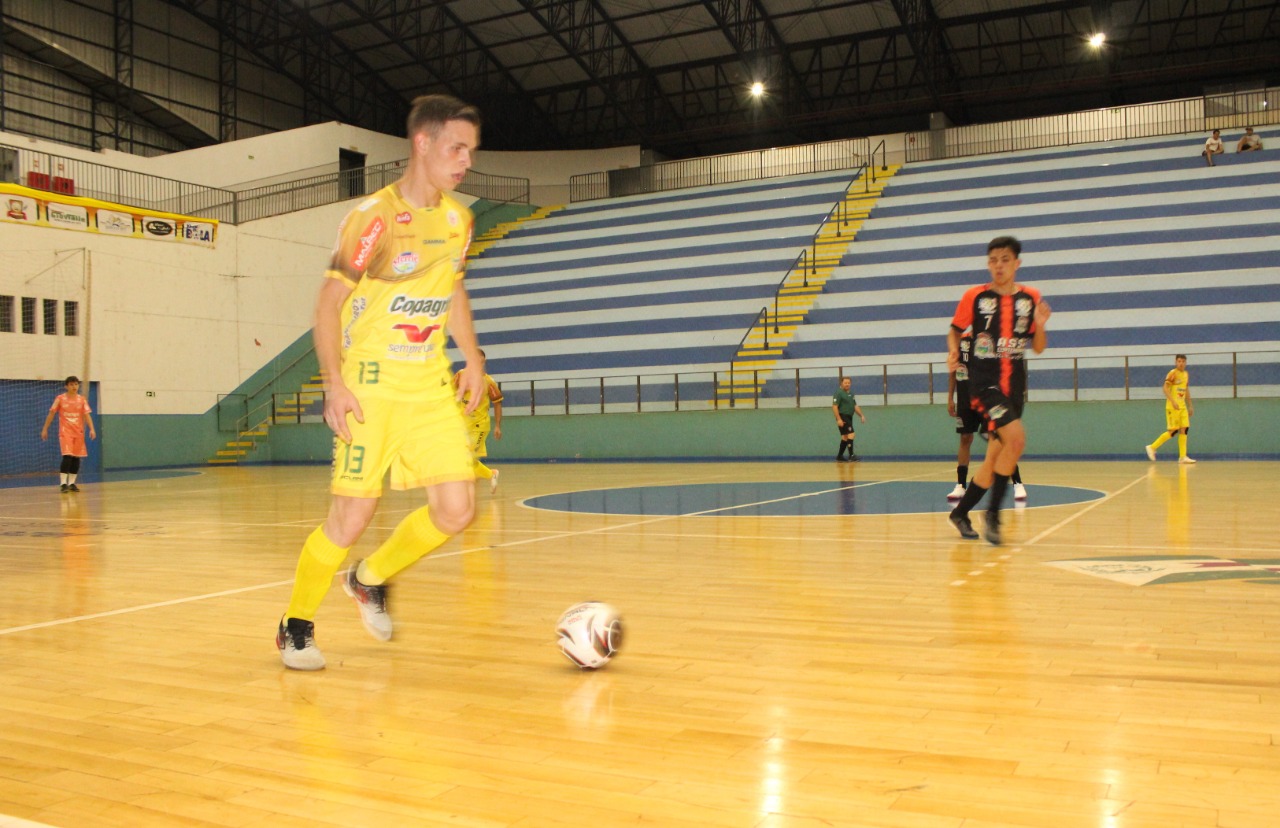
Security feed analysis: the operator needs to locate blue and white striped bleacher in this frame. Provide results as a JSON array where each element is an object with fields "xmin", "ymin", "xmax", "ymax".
[
  {"xmin": 779, "ymin": 128, "xmax": 1280, "ymax": 405},
  {"xmin": 467, "ymin": 170, "xmax": 862, "ymax": 410}
]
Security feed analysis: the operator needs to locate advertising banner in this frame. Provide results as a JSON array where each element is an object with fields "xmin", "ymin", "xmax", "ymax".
[{"xmin": 0, "ymin": 183, "xmax": 218, "ymax": 247}]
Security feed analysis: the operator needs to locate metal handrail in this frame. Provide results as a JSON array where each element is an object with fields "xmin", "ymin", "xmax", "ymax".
[
  {"xmin": 3, "ymin": 142, "xmax": 531, "ymax": 224},
  {"xmin": 727, "ymin": 305, "xmax": 772, "ymax": 408},
  {"xmin": 499, "ymin": 348, "xmax": 1279, "ymax": 416}
]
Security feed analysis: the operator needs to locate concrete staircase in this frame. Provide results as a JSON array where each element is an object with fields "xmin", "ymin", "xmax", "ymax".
[
  {"xmin": 716, "ymin": 165, "xmax": 900, "ymax": 406},
  {"xmin": 469, "ymin": 204, "xmax": 563, "ymax": 257},
  {"xmin": 206, "ymin": 375, "xmax": 325, "ymax": 465},
  {"xmin": 207, "ymin": 419, "xmax": 272, "ymax": 465}
]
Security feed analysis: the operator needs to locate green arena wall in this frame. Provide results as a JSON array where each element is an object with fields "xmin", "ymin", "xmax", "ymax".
[{"xmin": 96, "ymin": 396, "xmax": 1276, "ymax": 469}]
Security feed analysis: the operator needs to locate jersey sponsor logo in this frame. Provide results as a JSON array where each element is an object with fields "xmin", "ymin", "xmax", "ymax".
[
  {"xmin": 395, "ymin": 211, "xmax": 412, "ymax": 224},
  {"xmin": 446, "ymin": 210, "xmax": 460, "ymax": 226},
  {"xmin": 988, "ymin": 404, "xmax": 1008, "ymax": 420},
  {"xmin": 392, "ymin": 252, "xmax": 419, "ymax": 274},
  {"xmin": 956, "ymin": 365, "xmax": 969, "ymax": 382},
  {"xmin": 996, "ymin": 336, "xmax": 1027, "ymax": 358},
  {"xmin": 392, "ymin": 323, "xmax": 441, "ymax": 343},
  {"xmin": 343, "ymin": 296, "xmax": 367, "ymax": 350},
  {"xmin": 388, "ymin": 295, "xmax": 450, "ymax": 317},
  {"xmin": 352, "ymin": 217, "xmax": 385, "ymax": 269},
  {"xmin": 422, "ymin": 238, "xmax": 446, "ymax": 245},
  {"xmin": 974, "ymin": 333, "xmax": 995, "ymax": 359},
  {"xmin": 978, "ymin": 296, "xmax": 998, "ymax": 315},
  {"xmin": 1015, "ymin": 297, "xmax": 1032, "ymax": 316}
]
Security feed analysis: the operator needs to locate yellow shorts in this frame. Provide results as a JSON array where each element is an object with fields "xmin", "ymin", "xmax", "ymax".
[
  {"xmin": 466, "ymin": 420, "xmax": 490, "ymax": 458},
  {"xmin": 331, "ymin": 395, "xmax": 474, "ymax": 498},
  {"xmin": 1165, "ymin": 404, "xmax": 1190, "ymax": 432}
]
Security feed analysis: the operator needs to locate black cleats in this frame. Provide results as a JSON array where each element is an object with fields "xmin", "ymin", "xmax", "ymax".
[{"xmin": 949, "ymin": 510, "xmax": 979, "ymax": 540}]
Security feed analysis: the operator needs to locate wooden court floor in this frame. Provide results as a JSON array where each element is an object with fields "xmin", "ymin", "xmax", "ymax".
[{"xmin": 1, "ymin": 460, "xmax": 1278, "ymax": 828}]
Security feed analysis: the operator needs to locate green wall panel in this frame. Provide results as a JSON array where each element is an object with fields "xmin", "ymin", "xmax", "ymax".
[{"xmin": 255, "ymin": 397, "xmax": 1279, "ymax": 466}]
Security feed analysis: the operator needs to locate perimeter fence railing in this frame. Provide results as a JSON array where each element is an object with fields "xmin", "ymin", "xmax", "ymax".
[
  {"xmin": 569, "ymin": 136, "xmax": 871, "ymax": 202},
  {"xmin": 2, "ymin": 144, "xmax": 529, "ymax": 225},
  {"xmin": 906, "ymin": 87, "xmax": 1280, "ymax": 163},
  {"xmin": 1, "ymin": 142, "xmax": 237, "ymax": 220},
  {"xmin": 267, "ymin": 350, "xmax": 1279, "ymax": 424}
]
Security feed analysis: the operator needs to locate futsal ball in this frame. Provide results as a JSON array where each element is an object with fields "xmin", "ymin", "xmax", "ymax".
[{"xmin": 556, "ymin": 602, "xmax": 623, "ymax": 669}]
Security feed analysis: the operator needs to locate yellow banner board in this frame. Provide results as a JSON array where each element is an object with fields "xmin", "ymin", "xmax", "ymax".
[{"xmin": 0, "ymin": 183, "xmax": 219, "ymax": 247}]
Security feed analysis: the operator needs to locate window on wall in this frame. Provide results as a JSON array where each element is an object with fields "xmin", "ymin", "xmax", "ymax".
[
  {"xmin": 21, "ymin": 297, "xmax": 36, "ymax": 334},
  {"xmin": 0, "ymin": 296, "xmax": 13, "ymax": 333},
  {"xmin": 43, "ymin": 299, "xmax": 58, "ymax": 335},
  {"xmin": 64, "ymin": 301, "xmax": 79, "ymax": 337}
]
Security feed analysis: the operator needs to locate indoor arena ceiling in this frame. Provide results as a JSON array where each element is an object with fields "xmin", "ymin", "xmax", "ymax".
[{"xmin": 171, "ymin": 0, "xmax": 1278, "ymax": 157}]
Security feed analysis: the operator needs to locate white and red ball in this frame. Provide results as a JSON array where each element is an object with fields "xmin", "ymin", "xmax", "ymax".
[{"xmin": 556, "ymin": 602, "xmax": 623, "ymax": 669}]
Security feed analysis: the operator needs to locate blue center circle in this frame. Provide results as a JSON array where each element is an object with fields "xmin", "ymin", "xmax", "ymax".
[{"xmin": 522, "ymin": 481, "xmax": 1103, "ymax": 517}]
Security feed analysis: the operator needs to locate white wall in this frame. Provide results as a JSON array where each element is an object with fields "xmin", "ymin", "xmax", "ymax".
[
  {"xmin": 476, "ymin": 145, "xmax": 642, "ymax": 205},
  {"xmin": 0, "ymin": 201, "xmax": 344, "ymax": 415},
  {"xmin": 141, "ymin": 122, "xmax": 412, "ymax": 189}
]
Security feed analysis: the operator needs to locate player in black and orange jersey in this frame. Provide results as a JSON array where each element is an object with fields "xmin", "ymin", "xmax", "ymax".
[
  {"xmin": 276, "ymin": 94, "xmax": 488, "ymax": 670},
  {"xmin": 946, "ymin": 237, "xmax": 1051, "ymax": 544},
  {"xmin": 947, "ymin": 332, "xmax": 1027, "ymax": 502}
]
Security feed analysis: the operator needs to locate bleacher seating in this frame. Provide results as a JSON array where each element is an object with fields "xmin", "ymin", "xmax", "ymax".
[
  {"xmin": 776, "ymin": 128, "xmax": 1280, "ymax": 403},
  {"xmin": 467, "ymin": 170, "xmax": 867, "ymax": 408}
]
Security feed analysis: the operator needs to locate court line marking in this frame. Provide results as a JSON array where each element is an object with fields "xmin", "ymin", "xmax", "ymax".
[
  {"xmin": 949, "ymin": 472, "xmax": 1152, "ymax": 588},
  {"xmin": 0, "ymin": 815, "xmax": 60, "ymax": 828},
  {"xmin": 0, "ymin": 471, "xmax": 932, "ymax": 637},
  {"xmin": 1021, "ymin": 472, "xmax": 1151, "ymax": 547}
]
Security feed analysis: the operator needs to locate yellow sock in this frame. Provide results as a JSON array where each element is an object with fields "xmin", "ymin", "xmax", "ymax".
[
  {"xmin": 362, "ymin": 506, "xmax": 451, "ymax": 585},
  {"xmin": 473, "ymin": 460, "xmax": 493, "ymax": 480},
  {"xmin": 1151, "ymin": 432, "xmax": 1172, "ymax": 450},
  {"xmin": 1177, "ymin": 433, "xmax": 1188, "ymax": 459},
  {"xmin": 285, "ymin": 526, "xmax": 350, "ymax": 621}
]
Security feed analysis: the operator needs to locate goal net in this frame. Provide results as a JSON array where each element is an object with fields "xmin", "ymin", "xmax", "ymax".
[{"xmin": 0, "ymin": 248, "xmax": 95, "ymax": 484}]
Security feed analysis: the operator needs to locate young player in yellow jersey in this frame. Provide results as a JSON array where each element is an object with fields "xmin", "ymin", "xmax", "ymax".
[
  {"xmin": 452, "ymin": 349, "xmax": 503, "ymax": 493},
  {"xmin": 1145, "ymin": 354, "xmax": 1196, "ymax": 464},
  {"xmin": 276, "ymin": 95, "xmax": 488, "ymax": 670}
]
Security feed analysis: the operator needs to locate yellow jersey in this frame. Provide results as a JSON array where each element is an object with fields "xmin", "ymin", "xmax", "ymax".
[
  {"xmin": 326, "ymin": 183, "xmax": 473, "ymax": 401},
  {"xmin": 1164, "ymin": 368, "xmax": 1189, "ymax": 408},
  {"xmin": 453, "ymin": 371, "xmax": 503, "ymax": 429}
]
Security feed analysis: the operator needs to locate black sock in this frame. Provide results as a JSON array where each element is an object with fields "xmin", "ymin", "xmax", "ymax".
[
  {"xmin": 957, "ymin": 464, "xmax": 968, "ymax": 486},
  {"xmin": 848, "ymin": 441, "xmax": 856, "ymax": 457},
  {"xmin": 987, "ymin": 473, "xmax": 1011, "ymax": 517},
  {"xmin": 1011, "ymin": 465, "xmax": 1022, "ymax": 485},
  {"xmin": 953, "ymin": 481, "xmax": 988, "ymax": 517},
  {"xmin": 837, "ymin": 440, "xmax": 847, "ymax": 458}
]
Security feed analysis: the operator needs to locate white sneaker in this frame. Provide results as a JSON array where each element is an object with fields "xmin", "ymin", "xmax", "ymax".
[
  {"xmin": 489, "ymin": 467, "xmax": 500, "ymax": 494},
  {"xmin": 1013, "ymin": 483, "xmax": 1027, "ymax": 501},
  {"xmin": 276, "ymin": 617, "xmax": 325, "ymax": 670},
  {"xmin": 1144, "ymin": 444, "xmax": 1156, "ymax": 461},
  {"xmin": 1179, "ymin": 456, "xmax": 1197, "ymax": 464},
  {"xmin": 343, "ymin": 562, "xmax": 393, "ymax": 641},
  {"xmin": 947, "ymin": 483, "xmax": 966, "ymax": 500}
]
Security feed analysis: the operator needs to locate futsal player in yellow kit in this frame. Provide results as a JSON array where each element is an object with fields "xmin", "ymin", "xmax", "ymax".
[
  {"xmin": 276, "ymin": 94, "xmax": 487, "ymax": 670},
  {"xmin": 452, "ymin": 349, "xmax": 503, "ymax": 493},
  {"xmin": 1145, "ymin": 354, "xmax": 1196, "ymax": 465}
]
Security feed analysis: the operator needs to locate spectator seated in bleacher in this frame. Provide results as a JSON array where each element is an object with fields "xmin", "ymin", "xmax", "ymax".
[
  {"xmin": 1237, "ymin": 127, "xmax": 1263, "ymax": 153},
  {"xmin": 1202, "ymin": 130, "xmax": 1225, "ymax": 166}
]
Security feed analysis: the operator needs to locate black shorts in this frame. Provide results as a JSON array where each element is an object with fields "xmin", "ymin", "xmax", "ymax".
[
  {"xmin": 970, "ymin": 385, "xmax": 1024, "ymax": 434},
  {"xmin": 954, "ymin": 394, "xmax": 982, "ymax": 434},
  {"xmin": 837, "ymin": 420, "xmax": 855, "ymax": 437}
]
